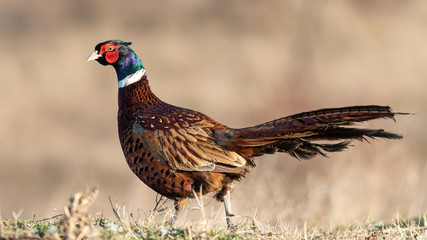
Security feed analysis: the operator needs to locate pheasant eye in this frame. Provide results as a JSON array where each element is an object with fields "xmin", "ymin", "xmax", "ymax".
[{"xmin": 107, "ymin": 45, "xmax": 114, "ymax": 51}]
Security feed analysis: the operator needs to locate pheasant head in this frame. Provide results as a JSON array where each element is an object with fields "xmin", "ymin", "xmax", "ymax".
[{"xmin": 87, "ymin": 40, "xmax": 145, "ymax": 88}]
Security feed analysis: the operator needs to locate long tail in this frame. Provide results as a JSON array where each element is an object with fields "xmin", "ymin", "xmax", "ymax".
[{"xmin": 215, "ymin": 105, "xmax": 407, "ymax": 160}]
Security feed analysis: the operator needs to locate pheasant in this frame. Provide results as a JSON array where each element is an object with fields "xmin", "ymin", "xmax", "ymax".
[{"xmin": 88, "ymin": 40, "xmax": 405, "ymax": 227}]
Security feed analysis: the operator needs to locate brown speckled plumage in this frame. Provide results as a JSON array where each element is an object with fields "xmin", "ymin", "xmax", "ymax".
[
  {"xmin": 118, "ymin": 77, "xmax": 245, "ymax": 203},
  {"xmin": 88, "ymin": 40, "xmax": 406, "ymax": 227}
]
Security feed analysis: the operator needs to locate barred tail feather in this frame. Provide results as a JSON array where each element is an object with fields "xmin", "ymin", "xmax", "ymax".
[
  {"xmin": 279, "ymin": 140, "xmax": 352, "ymax": 160},
  {"xmin": 215, "ymin": 105, "xmax": 406, "ymax": 159},
  {"xmin": 306, "ymin": 127, "xmax": 403, "ymax": 142}
]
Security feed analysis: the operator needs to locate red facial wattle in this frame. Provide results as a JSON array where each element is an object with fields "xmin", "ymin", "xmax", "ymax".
[
  {"xmin": 99, "ymin": 43, "xmax": 120, "ymax": 64},
  {"xmin": 105, "ymin": 51, "xmax": 119, "ymax": 63}
]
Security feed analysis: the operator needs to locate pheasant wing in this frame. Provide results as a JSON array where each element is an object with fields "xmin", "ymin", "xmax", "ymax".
[{"xmin": 132, "ymin": 108, "xmax": 247, "ymax": 173}]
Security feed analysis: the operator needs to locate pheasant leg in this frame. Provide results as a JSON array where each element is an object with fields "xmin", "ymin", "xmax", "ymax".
[
  {"xmin": 223, "ymin": 190, "xmax": 235, "ymax": 228},
  {"xmin": 170, "ymin": 198, "xmax": 187, "ymax": 226}
]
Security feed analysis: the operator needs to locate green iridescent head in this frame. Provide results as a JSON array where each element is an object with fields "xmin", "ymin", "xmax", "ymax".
[{"xmin": 88, "ymin": 40, "xmax": 145, "ymax": 85}]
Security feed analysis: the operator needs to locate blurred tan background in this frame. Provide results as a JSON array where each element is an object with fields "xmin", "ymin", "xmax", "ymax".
[{"xmin": 0, "ymin": 0, "xmax": 425, "ymax": 227}]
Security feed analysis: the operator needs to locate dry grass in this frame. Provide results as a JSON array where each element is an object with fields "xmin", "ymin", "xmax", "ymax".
[
  {"xmin": 1, "ymin": 189, "xmax": 427, "ymax": 239},
  {"xmin": 0, "ymin": 0, "xmax": 426, "ymax": 229}
]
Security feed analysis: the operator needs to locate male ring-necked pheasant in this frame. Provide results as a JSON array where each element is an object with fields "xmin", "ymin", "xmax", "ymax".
[{"xmin": 88, "ymin": 40, "xmax": 405, "ymax": 227}]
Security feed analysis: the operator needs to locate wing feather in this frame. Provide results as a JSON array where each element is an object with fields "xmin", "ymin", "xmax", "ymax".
[{"xmin": 132, "ymin": 112, "xmax": 248, "ymax": 173}]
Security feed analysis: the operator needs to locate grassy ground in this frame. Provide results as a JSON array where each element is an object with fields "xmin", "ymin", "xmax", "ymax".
[
  {"xmin": 1, "ymin": 189, "xmax": 426, "ymax": 239},
  {"xmin": 2, "ymin": 214, "xmax": 427, "ymax": 239}
]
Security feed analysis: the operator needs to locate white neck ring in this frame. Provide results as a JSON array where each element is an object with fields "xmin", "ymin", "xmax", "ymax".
[{"xmin": 118, "ymin": 68, "xmax": 146, "ymax": 88}]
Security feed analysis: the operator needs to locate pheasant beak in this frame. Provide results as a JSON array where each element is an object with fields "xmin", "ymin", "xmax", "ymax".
[{"xmin": 87, "ymin": 50, "xmax": 102, "ymax": 62}]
